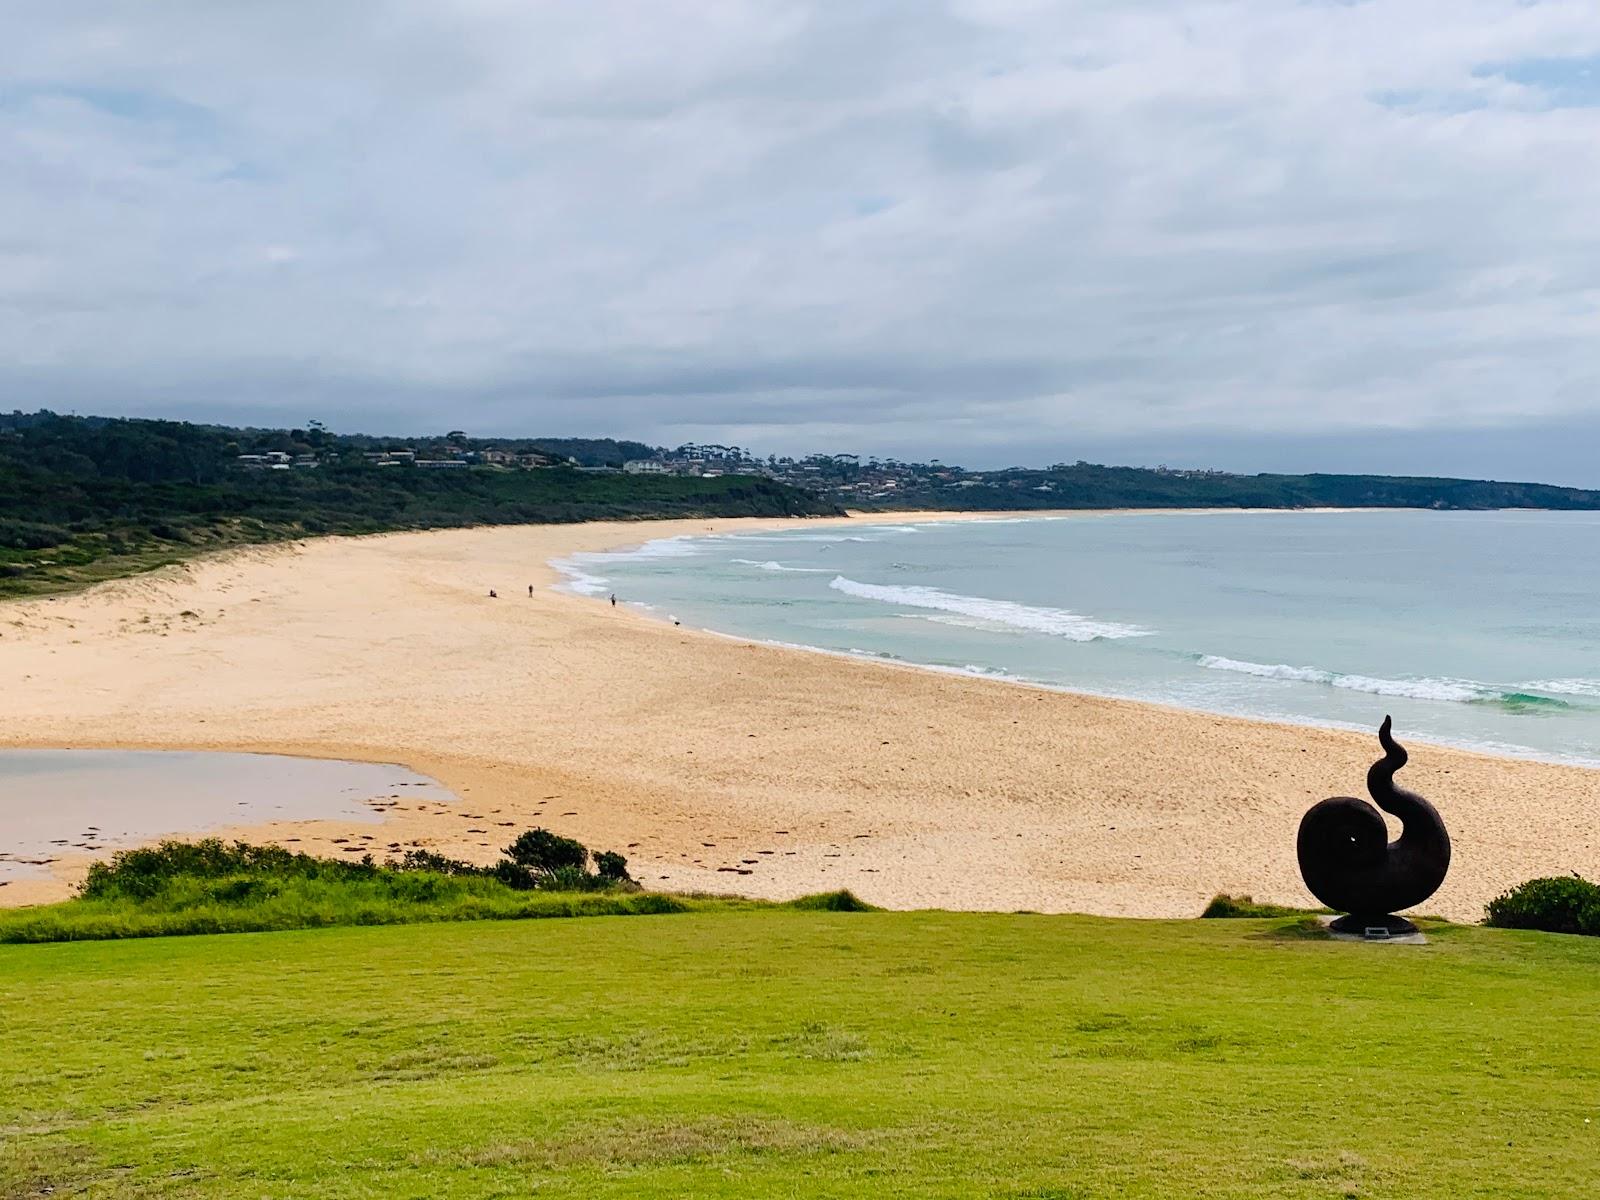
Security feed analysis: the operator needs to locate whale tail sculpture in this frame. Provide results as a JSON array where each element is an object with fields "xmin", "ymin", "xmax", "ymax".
[{"xmin": 1296, "ymin": 716, "xmax": 1451, "ymax": 936}]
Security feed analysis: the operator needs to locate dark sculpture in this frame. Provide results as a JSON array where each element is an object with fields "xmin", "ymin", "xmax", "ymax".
[{"xmin": 1296, "ymin": 716, "xmax": 1450, "ymax": 936}]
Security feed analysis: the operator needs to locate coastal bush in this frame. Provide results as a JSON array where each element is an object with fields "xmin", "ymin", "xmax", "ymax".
[
  {"xmin": 540, "ymin": 864, "xmax": 617, "ymax": 892},
  {"xmin": 83, "ymin": 833, "xmax": 637, "ymax": 899},
  {"xmin": 398, "ymin": 847, "xmax": 485, "ymax": 876},
  {"xmin": 3, "ymin": 830, "xmax": 751, "ymax": 942},
  {"xmin": 1484, "ymin": 875, "xmax": 1600, "ymax": 936},
  {"xmin": 81, "ymin": 838, "xmax": 380, "ymax": 900},
  {"xmin": 1200, "ymin": 893, "xmax": 1324, "ymax": 918},
  {"xmin": 0, "ymin": 519, "xmax": 69, "ymax": 550},
  {"xmin": 505, "ymin": 828, "xmax": 589, "ymax": 875},
  {"xmin": 784, "ymin": 890, "xmax": 877, "ymax": 912},
  {"xmin": 492, "ymin": 860, "xmax": 539, "ymax": 890}
]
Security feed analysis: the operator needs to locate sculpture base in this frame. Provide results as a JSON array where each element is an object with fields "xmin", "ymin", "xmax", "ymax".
[{"xmin": 1321, "ymin": 914, "xmax": 1426, "ymax": 943}]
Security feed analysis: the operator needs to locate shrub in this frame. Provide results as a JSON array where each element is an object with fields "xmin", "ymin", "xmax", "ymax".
[
  {"xmin": 0, "ymin": 520, "xmax": 69, "ymax": 550},
  {"xmin": 784, "ymin": 890, "xmax": 877, "ymax": 912},
  {"xmin": 80, "ymin": 838, "xmax": 398, "ymax": 900},
  {"xmin": 79, "ymin": 829, "xmax": 633, "ymax": 909},
  {"xmin": 399, "ymin": 848, "xmax": 486, "ymax": 876},
  {"xmin": 1484, "ymin": 875, "xmax": 1600, "ymax": 936},
  {"xmin": 492, "ymin": 860, "xmax": 539, "ymax": 891},
  {"xmin": 1200, "ymin": 894, "xmax": 1322, "ymax": 919},
  {"xmin": 543, "ymin": 865, "xmax": 604, "ymax": 892},
  {"xmin": 504, "ymin": 828, "xmax": 588, "ymax": 875}
]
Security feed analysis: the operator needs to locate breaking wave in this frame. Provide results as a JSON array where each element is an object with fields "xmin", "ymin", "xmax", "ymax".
[
  {"xmin": 1196, "ymin": 656, "xmax": 1574, "ymax": 710},
  {"xmin": 828, "ymin": 576, "xmax": 1151, "ymax": 641},
  {"xmin": 580, "ymin": 536, "xmax": 702, "ymax": 563},
  {"xmin": 725, "ymin": 533, "xmax": 878, "ymax": 543},
  {"xmin": 1523, "ymin": 678, "xmax": 1600, "ymax": 699},
  {"xmin": 730, "ymin": 558, "xmax": 831, "ymax": 573},
  {"xmin": 550, "ymin": 535, "xmax": 703, "ymax": 595},
  {"xmin": 549, "ymin": 561, "xmax": 611, "ymax": 596}
]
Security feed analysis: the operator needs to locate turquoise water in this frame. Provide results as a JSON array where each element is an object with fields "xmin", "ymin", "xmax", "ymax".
[{"xmin": 556, "ymin": 510, "xmax": 1600, "ymax": 765}]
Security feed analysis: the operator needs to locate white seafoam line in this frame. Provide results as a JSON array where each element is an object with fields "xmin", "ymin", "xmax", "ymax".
[
  {"xmin": 828, "ymin": 575, "xmax": 1151, "ymax": 642},
  {"xmin": 729, "ymin": 558, "xmax": 832, "ymax": 573},
  {"xmin": 1525, "ymin": 678, "xmax": 1600, "ymax": 699},
  {"xmin": 1195, "ymin": 655, "xmax": 1487, "ymax": 703}
]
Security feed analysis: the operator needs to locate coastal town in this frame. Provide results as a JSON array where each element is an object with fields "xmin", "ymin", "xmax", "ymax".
[
  {"xmin": 232, "ymin": 431, "xmax": 987, "ymax": 502},
  {"xmin": 230, "ymin": 430, "xmax": 1247, "ymax": 508}
]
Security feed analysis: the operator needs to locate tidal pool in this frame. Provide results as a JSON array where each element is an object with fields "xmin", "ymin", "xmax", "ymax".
[{"xmin": 0, "ymin": 749, "xmax": 455, "ymax": 880}]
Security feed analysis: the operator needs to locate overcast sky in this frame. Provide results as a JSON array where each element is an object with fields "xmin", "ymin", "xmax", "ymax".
[{"xmin": 5, "ymin": 2, "xmax": 1600, "ymax": 482}]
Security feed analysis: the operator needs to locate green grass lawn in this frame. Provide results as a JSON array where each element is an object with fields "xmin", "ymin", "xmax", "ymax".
[{"xmin": 4, "ymin": 909, "xmax": 1597, "ymax": 1199}]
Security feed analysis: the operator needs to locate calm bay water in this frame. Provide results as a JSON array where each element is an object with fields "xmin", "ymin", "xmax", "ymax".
[
  {"xmin": 557, "ymin": 510, "xmax": 1600, "ymax": 765},
  {"xmin": 0, "ymin": 751, "xmax": 455, "ymax": 879}
]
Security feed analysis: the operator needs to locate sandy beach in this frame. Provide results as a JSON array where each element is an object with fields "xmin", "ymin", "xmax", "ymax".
[{"xmin": 2, "ymin": 512, "xmax": 1598, "ymax": 919}]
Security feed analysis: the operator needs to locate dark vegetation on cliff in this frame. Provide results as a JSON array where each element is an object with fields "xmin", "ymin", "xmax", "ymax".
[
  {"xmin": 7, "ymin": 408, "xmax": 1599, "ymax": 597},
  {"xmin": 0, "ymin": 411, "xmax": 839, "ymax": 596}
]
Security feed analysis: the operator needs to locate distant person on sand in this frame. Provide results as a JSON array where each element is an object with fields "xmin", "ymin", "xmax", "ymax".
[
  {"xmin": 610, "ymin": 593, "xmax": 617, "ymax": 607},
  {"xmin": 527, "ymin": 585, "xmax": 533, "ymax": 597},
  {"xmin": 488, "ymin": 589, "xmax": 497, "ymax": 598}
]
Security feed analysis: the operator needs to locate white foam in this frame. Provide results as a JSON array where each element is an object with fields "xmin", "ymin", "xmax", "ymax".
[
  {"xmin": 730, "ymin": 558, "xmax": 831, "ymax": 573},
  {"xmin": 577, "ymin": 535, "xmax": 702, "ymax": 563},
  {"xmin": 724, "ymin": 533, "xmax": 879, "ymax": 543},
  {"xmin": 828, "ymin": 576, "xmax": 1150, "ymax": 641},
  {"xmin": 1524, "ymin": 678, "xmax": 1600, "ymax": 699},
  {"xmin": 549, "ymin": 559, "xmax": 611, "ymax": 596},
  {"xmin": 1197, "ymin": 655, "xmax": 1485, "ymax": 703},
  {"xmin": 550, "ymin": 535, "xmax": 703, "ymax": 596}
]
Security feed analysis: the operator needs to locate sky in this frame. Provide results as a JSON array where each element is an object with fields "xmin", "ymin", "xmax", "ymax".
[{"xmin": 4, "ymin": 2, "xmax": 1600, "ymax": 484}]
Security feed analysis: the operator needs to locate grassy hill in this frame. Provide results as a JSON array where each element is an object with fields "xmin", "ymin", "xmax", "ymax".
[
  {"xmin": 0, "ymin": 412, "xmax": 839, "ymax": 598},
  {"xmin": 4, "ymin": 909, "xmax": 1595, "ymax": 1198}
]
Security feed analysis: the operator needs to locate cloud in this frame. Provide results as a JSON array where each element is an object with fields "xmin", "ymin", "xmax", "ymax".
[{"xmin": 3, "ymin": 0, "xmax": 1600, "ymax": 474}]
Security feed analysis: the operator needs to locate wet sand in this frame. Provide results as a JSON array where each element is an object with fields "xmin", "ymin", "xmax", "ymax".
[{"xmin": 2, "ymin": 513, "xmax": 1597, "ymax": 917}]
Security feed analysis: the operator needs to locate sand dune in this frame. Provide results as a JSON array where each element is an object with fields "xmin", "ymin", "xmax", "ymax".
[{"xmin": 2, "ymin": 514, "xmax": 1597, "ymax": 918}]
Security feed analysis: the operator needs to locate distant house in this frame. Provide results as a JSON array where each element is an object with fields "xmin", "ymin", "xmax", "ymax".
[
  {"xmin": 623, "ymin": 460, "xmax": 666, "ymax": 475},
  {"xmin": 237, "ymin": 451, "xmax": 293, "ymax": 470},
  {"xmin": 415, "ymin": 459, "xmax": 468, "ymax": 469}
]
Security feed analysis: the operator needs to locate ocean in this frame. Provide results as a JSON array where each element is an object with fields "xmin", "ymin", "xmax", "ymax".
[{"xmin": 554, "ymin": 510, "xmax": 1600, "ymax": 766}]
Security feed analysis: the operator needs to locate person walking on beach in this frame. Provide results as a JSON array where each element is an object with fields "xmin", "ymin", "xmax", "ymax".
[
  {"xmin": 610, "ymin": 593, "xmax": 617, "ymax": 607},
  {"xmin": 527, "ymin": 584, "xmax": 533, "ymax": 597}
]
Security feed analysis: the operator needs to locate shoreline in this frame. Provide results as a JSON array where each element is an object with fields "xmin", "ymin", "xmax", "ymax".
[
  {"xmin": 3, "ymin": 511, "xmax": 1598, "ymax": 917},
  {"xmin": 565, "ymin": 507, "xmax": 1600, "ymax": 772},
  {"xmin": 689, "ymin": 626, "xmax": 1600, "ymax": 772}
]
